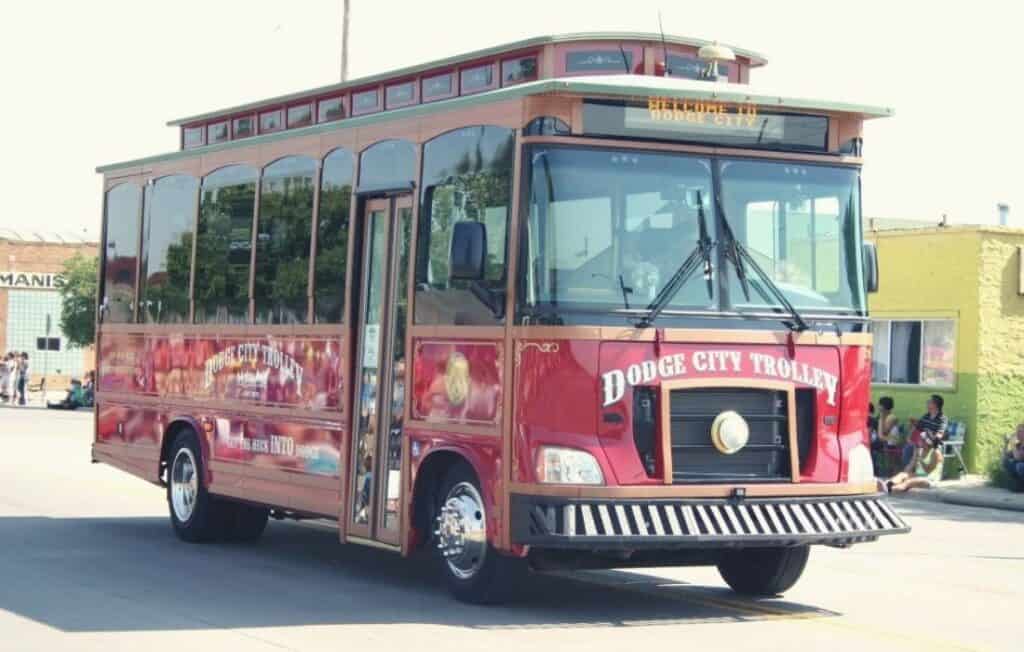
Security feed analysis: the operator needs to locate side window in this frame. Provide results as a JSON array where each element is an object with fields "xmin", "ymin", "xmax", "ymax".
[
  {"xmin": 254, "ymin": 156, "xmax": 316, "ymax": 324},
  {"xmin": 101, "ymin": 183, "xmax": 142, "ymax": 323},
  {"xmin": 139, "ymin": 175, "xmax": 198, "ymax": 323},
  {"xmin": 315, "ymin": 149, "xmax": 354, "ymax": 323},
  {"xmin": 358, "ymin": 139, "xmax": 415, "ymax": 192},
  {"xmin": 415, "ymin": 126, "xmax": 514, "ymax": 325},
  {"xmin": 194, "ymin": 165, "xmax": 257, "ymax": 324}
]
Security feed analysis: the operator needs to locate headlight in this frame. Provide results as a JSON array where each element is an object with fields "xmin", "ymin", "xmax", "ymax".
[
  {"xmin": 847, "ymin": 443, "xmax": 875, "ymax": 484},
  {"xmin": 536, "ymin": 447, "xmax": 605, "ymax": 485}
]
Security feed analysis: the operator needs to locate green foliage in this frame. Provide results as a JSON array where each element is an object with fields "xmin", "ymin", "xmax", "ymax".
[{"xmin": 58, "ymin": 253, "xmax": 98, "ymax": 348}]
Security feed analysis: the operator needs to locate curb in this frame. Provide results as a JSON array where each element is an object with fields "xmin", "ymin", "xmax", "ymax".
[{"xmin": 893, "ymin": 489, "xmax": 1024, "ymax": 513}]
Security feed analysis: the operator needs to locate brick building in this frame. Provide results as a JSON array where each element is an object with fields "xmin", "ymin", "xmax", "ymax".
[{"xmin": 0, "ymin": 230, "xmax": 98, "ymax": 391}]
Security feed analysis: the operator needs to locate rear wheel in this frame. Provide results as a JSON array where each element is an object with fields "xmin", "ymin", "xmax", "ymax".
[
  {"xmin": 717, "ymin": 546, "xmax": 810, "ymax": 596},
  {"xmin": 167, "ymin": 430, "xmax": 222, "ymax": 543},
  {"xmin": 221, "ymin": 501, "xmax": 270, "ymax": 542},
  {"xmin": 433, "ymin": 462, "xmax": 525, "ymax": 604}
]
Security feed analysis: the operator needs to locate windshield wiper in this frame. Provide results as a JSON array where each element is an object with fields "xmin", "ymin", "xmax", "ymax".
[
  {"xmin": 637, "ymin": 190, "xmax": 714, "ymax": 328},
  {"xmin": 715, "ymin": 194, "xmax": 810, "ymax": 332}
]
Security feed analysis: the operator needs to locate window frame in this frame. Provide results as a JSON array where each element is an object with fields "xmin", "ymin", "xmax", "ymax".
[
  {"xmin": 259, "ymin": 109, "xmax": 284, "ymax": 134},
  {"xmin": 870, "ymin": 317, "xmax": 957, "ymax": 389},
  {"xmin": 421, "ymin": 71, "xmax": 456, "ymax": 103},
  {"xmin": 459, "ymin": 62, "xmax": 498, "ymax": 96},
  {"xmin": 286, "ymin": 103, "xmax": 314, "ymax": 129},
  {"xmin": 500, "ymin": 55, "xmax": 538, "ymax": 87},
  {"xmin": 385, "ymin": 79, "xmax": 418, "ymax": 109},
  {"xmin": 351, "ymin": 87, "xmax": 382, "ymax": 116},
  {"xmin": 232, "ymin": 115, "xmax": 256, "ymax": 139},
  {"xmin": 183, "ymin": 126, "xmax": 205, "ymax": 149},
  {"xmin": 317, "ymin": 96, "xmax": 347, "ymax": 123},
  {"xmin": 207, "ymin": 120, "xmax": 230, "ymax": 145}
]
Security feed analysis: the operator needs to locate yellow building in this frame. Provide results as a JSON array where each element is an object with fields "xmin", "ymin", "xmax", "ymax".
[{"xmin": 865, "ymin": 224, "xmax": 1024, "ymax": 474}]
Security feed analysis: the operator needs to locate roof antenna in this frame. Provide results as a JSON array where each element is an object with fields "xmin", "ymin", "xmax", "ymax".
[{"xmin": 658, "ymin": 11, "xmax": 670, "ymax": 76}]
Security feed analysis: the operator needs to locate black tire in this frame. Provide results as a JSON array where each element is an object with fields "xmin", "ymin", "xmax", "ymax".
[
  {"xmin": 717, "ymin": 546, "xmax": 810, "ymax": 596},
  {"xmin": 221, "ymin": 501, "xmax": 270, "ymax": 542},
  {"xmin": 166, "ymin": 429, "xmax": 223, "ymax": 543},
  {"xmin": 433, "ymin": 462, "xmax": 526, "ymax": 604}
]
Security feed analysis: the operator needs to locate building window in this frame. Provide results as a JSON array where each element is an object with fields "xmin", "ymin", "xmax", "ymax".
[
  {"xmin": 460, "ymin": 64, "xmax": 495, "ymax": 94},
  {"xmin": 183, "ymin": 127, "xmax": 204, "ymax": 149},
  {"xmin": 871, "ymin": 319, "xmax": 955, "ymax": 387},
  {"xmin": 385, "ymin": 81, "xmax": 416, "ymax": 109},
  {"xmin": 36, "ymin": 337, "xmax": 60, "ymax": 351},
  {"xmin": 260, "ymin": 110, "xmax": 283, "ymax": 133},
  {"xmin": 352, "ymin": 88, "xmax": 380, "ymax": 115},
  {"xmin": 318, "ymin": 97, "xmax": 345, "ymax": 123},
  {"xmin": 233, "ymin": 116, "xmax": 255, "ymax": 139},
  {"xmin": 287, "ymin": 104, "xmax": 313, "ymax": 128},
  {"xmin": 501, "ymin": 56, "xmax": 538, "ymax": 85},
  {"xmin": 422, "ymin": 72, "xmax": 454, "ymax": 102}
]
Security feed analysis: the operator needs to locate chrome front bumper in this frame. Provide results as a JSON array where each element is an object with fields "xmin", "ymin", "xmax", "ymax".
[{"xmin": 511, "ymin": 493, "xmax": 910, "ymax": 549}]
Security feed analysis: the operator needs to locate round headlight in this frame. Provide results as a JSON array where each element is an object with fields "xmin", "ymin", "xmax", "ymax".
[{"xmin": 711, "ymin": 410, "xmax": 750, "ymax": 455}]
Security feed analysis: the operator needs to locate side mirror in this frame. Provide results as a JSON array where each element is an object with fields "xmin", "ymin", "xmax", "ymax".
[
  {"xmin": 863, "ymin": 242, "xmax": 879, "ymax": 293},
  {"xmin": 449, "ymin": 221, "xmax": 487, "ymax": 281}
]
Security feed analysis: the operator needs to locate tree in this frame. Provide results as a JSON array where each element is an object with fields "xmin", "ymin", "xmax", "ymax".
[{"xmin": 59, "ymin": 253, "xmax": 98, "ymax": 348}]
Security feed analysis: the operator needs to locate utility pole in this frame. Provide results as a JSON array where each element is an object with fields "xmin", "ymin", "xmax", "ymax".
[{"xmin": 340, "ymin": 0, "xmax": 351, "ymax": 82}]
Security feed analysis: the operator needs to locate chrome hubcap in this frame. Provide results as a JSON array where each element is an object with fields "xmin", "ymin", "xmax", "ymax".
[
  {"xmin": 170, "ymin": 448, "xmax": 199, "ymax": 523},
  {"xmin": 434, "ymin": 481, "xmax": 487, "ymax": 580}
]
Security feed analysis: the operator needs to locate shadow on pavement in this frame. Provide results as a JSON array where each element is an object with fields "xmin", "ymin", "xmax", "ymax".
[{"xmin": 0, "ymin": 515, "xmax": 836, "ymax": 632}]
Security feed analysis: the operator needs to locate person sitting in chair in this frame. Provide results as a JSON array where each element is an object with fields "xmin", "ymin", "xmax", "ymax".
[{"xmin": 903, "ymin": 394, "xmax": 948, "ymax": 466}]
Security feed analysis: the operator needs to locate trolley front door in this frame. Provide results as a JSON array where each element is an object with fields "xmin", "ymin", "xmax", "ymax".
[{"xmin": 348, "ymin": 195, "xmax": 412, "ymax": 546}]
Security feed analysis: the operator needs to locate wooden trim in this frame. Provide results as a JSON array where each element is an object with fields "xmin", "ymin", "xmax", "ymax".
[
  {"xmin": 187, "ymin": 181, "xmax": 201, "ymax": 323},
  {"xmin": 408, "ymin": 325, "xmax": 505, "ymax": 339},
  {"xmin": 499, "ymin": 127, "xmax": 524, "ymax": 549},
  {"xmin": 660, "ymin": 388, "xmax": 673, "ymax": 484},
  {"xmin": 658, "ymin": 377, "xmax": 800, "ymax": 485},
  {"xmin": 247, "ymin": 167, "xmax": 263, "ymax": 322},
  {"xmin": 97, "ymin": 323, "xmax": 344, "ymax": 336},
  {"xmin": 519, "ymin": 134, "xmax": 864, "ymax": 166},
  {"xmin": 132, "ymin": 183, "xmax": 146, "ymax": 323},
  {"xmin": 306, "ymin": 159, "xmax": 323, "ymax": 323},
  {"xmin": 508, "ymin": 481, "xmax": 878, "ymax": 499},
  {"xmin": 510, "ymin": 326, "xmax": 871, "ymax": 347},
  {"xmin": 406, "ymin": 419, "xmax": 501, "ymax": 437},
  {"xmin": 96, "ymin": 392, "xmax": 344, "ymax": 423}
]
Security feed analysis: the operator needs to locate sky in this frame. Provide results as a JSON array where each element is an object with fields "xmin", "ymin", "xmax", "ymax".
[{"xmin": 1, "ymin": 0, "xmax": 1020, "ymax": 241}]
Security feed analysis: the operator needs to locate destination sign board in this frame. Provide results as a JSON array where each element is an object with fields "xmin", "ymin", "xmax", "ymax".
[{"xmin": 583, "ymin": 98, "xmax": 829, "ymax": 152}]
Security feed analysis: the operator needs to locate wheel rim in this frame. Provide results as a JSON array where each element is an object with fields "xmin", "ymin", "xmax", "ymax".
[
  {"xmin": 435, "ymin": 481, "xmax": 487, "ymax": 580},
  {"xmin": 170, "ymin": 448, "xmax": 199, "ymax": 523}
]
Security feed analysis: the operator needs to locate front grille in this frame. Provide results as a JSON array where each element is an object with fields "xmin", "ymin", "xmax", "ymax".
[
  {"xmin": 513, "ymin": 494, "xmax": 911, "ymax": 547},
  {"xmin": 669, "ymin": 387, "xmax": 789, "ymax": 483}
]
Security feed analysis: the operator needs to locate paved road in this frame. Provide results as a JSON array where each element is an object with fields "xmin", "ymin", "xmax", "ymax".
[{"xmin": 1, "ymin": 408, "xmax": 1021, "ymax": 652}]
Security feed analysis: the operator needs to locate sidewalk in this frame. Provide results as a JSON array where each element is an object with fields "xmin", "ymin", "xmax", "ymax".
[{"xmin": 892, "ymin": 474, "xmax": 1024, "ymax": 513}]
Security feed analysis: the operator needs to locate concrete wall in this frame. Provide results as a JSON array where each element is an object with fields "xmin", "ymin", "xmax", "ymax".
[{"xmin": 975, "ymin": 230, "xmax": 1024, "ymax": 471}]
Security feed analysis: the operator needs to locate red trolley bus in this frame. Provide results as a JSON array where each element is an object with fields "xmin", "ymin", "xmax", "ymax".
[{"xmin": 94, "ymin": 32, "xmax": 908, "ymax": 603}]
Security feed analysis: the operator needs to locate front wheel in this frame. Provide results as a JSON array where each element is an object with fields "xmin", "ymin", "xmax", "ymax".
[
  {"xmin": 433, "ymin": 462, "xmax": 525, "ymax": 604},
  {"xmin": 717, "ymin": 546, "xmax": 810, "ymax": 596}
]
